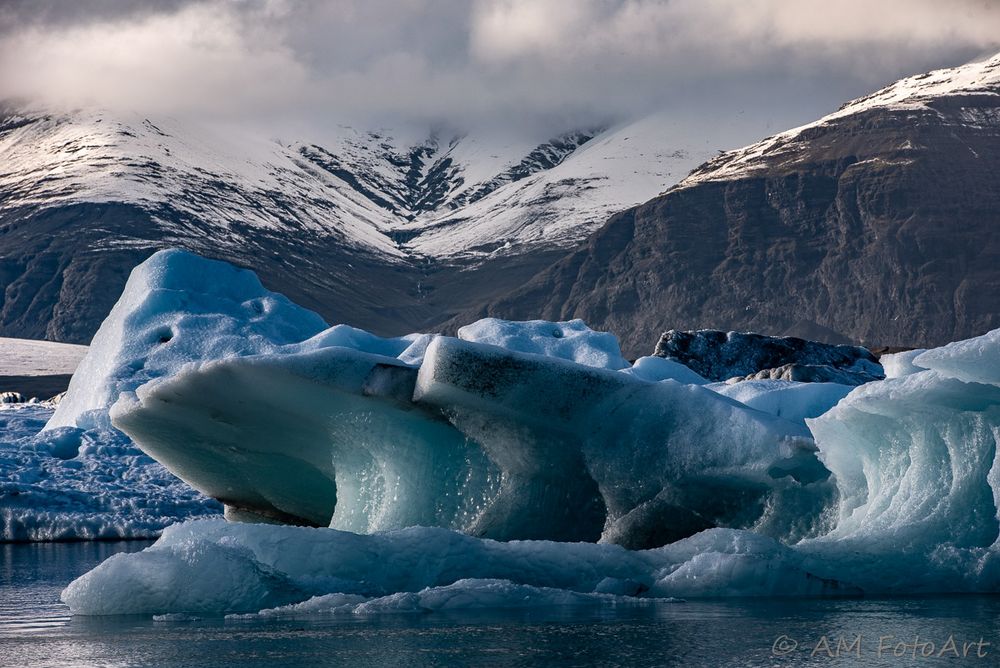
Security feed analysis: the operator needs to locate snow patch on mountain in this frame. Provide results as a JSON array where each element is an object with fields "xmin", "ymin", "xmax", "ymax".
[{"xmin": 0, "ymin": 110, "xmax": 405, "ymax": 257}]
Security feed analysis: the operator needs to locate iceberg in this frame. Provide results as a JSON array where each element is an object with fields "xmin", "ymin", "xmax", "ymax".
[
  {"xmin": 912, "ymin": 330, "xmax": 1000, "ymax": 385},
  {"xmin": 2, "ymin": 249, "xmax": 332, "ymax": 541},
  {"xmin": 877, "ymin": 348, "xmax": 927, "ymax": 379},
  {"xmin": 413, "ymin": 336, "xmax": 829, "ymax": 546},
  {"xmin": 33, "ymin": 249, "xmax": 824, "ymax": 548},
  {"xmin": 457, "ymin": 317, "xmax": 630, "ymax": 370},
  {"xmin": 709, "ymin": 380, "xmax": 853, "ymax": 426},
  {"xmin": 48, "ymin": 249, "xmax": 1000, "ymax": 615},
  {"xmin": 797, "ymin": 327, "xmax": 1000, "ymax": 593},
  {"xmin": 620, "ymin": 356, "xmax": 709, "ymax": 385},
  {"xmin": 47, "ymin": 249, "xmax": 329, "ymax": 432},
  {"xmin": 109, "ymin": 325, "xmax": 828, "ymax": 546}
]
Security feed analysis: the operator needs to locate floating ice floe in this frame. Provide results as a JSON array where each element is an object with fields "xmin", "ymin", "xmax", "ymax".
[
  {"xmin": 237, "ymin": 579, "xmax": 660, "ymax": 618},
  {"xmin": 61, "ymin": 520, "xmax": 855, "ymax": 616}
]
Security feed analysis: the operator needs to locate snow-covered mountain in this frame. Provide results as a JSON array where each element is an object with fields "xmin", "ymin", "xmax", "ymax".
[
  {"xmin": 0, "ymin": 106, "xmax": 736, "ymax": 341},
  {"xmin": 462, "ymin": 53, "xmax": 1000, "ymax": 356},
  {"xmin": 0, "ymin": 109, "xmax": 715, "ymax": 261}
]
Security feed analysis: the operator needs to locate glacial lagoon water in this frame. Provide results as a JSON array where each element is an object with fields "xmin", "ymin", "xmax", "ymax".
[{"xmin": 3, "ymin": 542, "xmax": 1000, "ymax": 667}]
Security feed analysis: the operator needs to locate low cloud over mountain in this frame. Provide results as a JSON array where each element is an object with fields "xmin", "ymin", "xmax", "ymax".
[{"xmin": 3, "ymin": 0, "xmax": 999, "ymax": 131}]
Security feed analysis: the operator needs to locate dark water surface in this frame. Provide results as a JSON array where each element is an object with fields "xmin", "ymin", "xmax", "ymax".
[{"xmin": 2, "ymin": 541, "xmax": 1000, "ymax": 667}]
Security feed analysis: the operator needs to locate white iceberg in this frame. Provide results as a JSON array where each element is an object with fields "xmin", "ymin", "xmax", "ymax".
[
  {"xmin": 3, "ymin": 248, "xmax": 334, "ymax": 541},
  {"xmin": 879, "ymin": 348, "xmax": 927, "ymax": 378},
  {"xmin": 27, "ymin": 249, "xmax": 825, "ymax": 548},
  {"xmin": 621, "ymin": 356, "xmax": 708, "ymax": 384},
  {"xmin": 457, "ymin": 317, "xmax": 630, "ymax": 370},
  {"xmin": 798, "ymin": 330, "xmax": 1000, "ymax": 593},
  {"xmin": 47, "ymin": 248, "xmax": 1000, "ymax": 614},
  {"xmin": 912, "ymin": 329, "xmax": 1000, "ymax": 385},
  {"xmin": 709, "ymin": 380, "xmax": 853, "ymax": 425}
]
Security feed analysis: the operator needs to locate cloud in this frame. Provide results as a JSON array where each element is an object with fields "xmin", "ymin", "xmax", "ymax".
[
  {"xmin": 1, "ymin": 2, "xmax": 308, "ymax": 117},
  {"xmin": 2, "ymin": 0, "xmax": 999, "ymax": 129}
]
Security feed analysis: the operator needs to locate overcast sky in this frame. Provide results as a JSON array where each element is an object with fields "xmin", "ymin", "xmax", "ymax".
[{"xmin": 2, "ymin": 0, "xmax": 1000, "ymax": 134}]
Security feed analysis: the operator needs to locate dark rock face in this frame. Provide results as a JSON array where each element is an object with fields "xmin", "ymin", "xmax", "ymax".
[
  {"xmin": 0, "ymin": 201, "xmax": 566, "ymax": 343},
  {"xmin": 454, "ymin": 58, "xmax": 1000, "ymax": 357},
  {"xmin": 653, "ymin": 330, "xmax": 883, "ymax": 384}
]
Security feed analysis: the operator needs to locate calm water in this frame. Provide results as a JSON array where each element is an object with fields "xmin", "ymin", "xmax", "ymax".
[{"xmin": 2, "ymin": 542, "xmax": 1000, "ymax": 667}]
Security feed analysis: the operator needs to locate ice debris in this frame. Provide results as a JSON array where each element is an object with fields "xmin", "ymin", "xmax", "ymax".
[{"xmin": 0, "ymin": 403, "xmax": 219, "ymax": 541}]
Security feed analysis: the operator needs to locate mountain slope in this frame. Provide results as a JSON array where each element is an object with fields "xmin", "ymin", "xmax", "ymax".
[
  {"xmin": 456, "ymin": 54, "xmax": 1000, "ymax": 357},
  {"xmin": 0, "ymin": 108, "xmax": 727, "ymax": 342}
]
